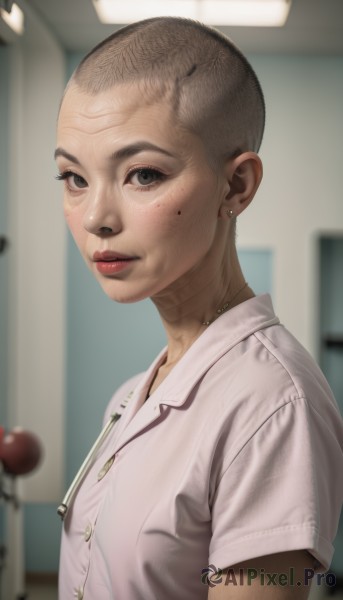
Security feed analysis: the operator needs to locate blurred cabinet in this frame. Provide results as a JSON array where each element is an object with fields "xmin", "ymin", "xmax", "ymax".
[
  {"xmin": 319, "ymin": 235, "xmax": 343, "ymax": 413},
  {"xmin": 318, "ymin": 234, "xmax": 343, "ymax": 582}
]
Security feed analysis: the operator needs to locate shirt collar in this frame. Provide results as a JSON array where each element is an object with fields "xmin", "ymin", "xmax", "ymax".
[{"xmin": 152, "ymin": 294, "xmax": 279, "ymax": 407}]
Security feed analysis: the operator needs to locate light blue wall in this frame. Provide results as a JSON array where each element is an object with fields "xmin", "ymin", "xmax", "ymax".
[
  {"xmin": 23, "ymin": 504, "xmax": 61, "ymax": 572},
  {"xmin": 238, "ymin": 249, "xmax": 273, "ymax": 297}
]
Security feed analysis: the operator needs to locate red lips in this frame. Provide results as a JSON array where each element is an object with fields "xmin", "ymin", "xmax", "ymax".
[
  {"xmin": 93, "ymin": 250, "xmax": 134, "ymax": 261},
  {"xmin": 93, "ymin": 250, "xmax": 138, "ymax": 275}
]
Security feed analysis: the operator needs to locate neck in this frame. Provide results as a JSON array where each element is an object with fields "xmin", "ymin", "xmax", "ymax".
[{"xmin": 151, "ymin": 244, "xmax": 254, "ymax": 367}]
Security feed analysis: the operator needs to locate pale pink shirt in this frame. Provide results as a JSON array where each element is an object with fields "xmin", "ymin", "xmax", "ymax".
[{"xmin": 59, "ymin": 295, "xmax": 343, "ymax": 599}]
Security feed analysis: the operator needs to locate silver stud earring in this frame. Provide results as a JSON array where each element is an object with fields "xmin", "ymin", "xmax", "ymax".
[{"xmin": 226, "ymin": 209, "xmax": 234, "ymax": 218}]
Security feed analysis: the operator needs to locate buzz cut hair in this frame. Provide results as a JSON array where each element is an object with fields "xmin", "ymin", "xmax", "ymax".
[{"xmin": 70, "ymin": 17, "xmax": 265, "ymax": 164}]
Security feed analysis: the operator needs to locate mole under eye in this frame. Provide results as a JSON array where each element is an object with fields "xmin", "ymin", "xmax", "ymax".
[{"xmin": 56, "ymin": 171, "xmax": 88, "ymax": 191}]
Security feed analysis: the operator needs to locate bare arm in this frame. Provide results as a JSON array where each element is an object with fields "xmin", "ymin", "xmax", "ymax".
[{"xmin": 208, "ymin": 551, "xmax": 314, "ymax": 599}]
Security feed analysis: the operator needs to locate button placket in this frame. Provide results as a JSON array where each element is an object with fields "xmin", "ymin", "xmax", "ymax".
[{"xmin": 78, "ymin": 502, "xmax": 103, "ymax": 596}]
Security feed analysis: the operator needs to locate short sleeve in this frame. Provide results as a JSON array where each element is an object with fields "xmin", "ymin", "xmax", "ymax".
[{"xmin": 209, "ymin": 397, "xmax": 343, "ymax": 572}]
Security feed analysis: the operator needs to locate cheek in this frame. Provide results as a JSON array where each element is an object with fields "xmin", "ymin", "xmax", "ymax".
[
  {"xmin": 131, "ymin": 202, "xmax": 187, "ymax": 243},
  {"xmin": 127, "ymin": 192, "xmax": 178, "ymax": 230},
  {"xmin": 64, "ymin": 206, "xmax": 86, "ymax": 250},
  {"xmin": 162, "ymin": 182, "xmax": 217, "ymax": 231},
  {"xmin": 132, "ymin": 186, "xmax": 216, "ymax": 252},
  {"xmin": 166, "ymin": 185, "xmax": 220, "ymax": 253}
]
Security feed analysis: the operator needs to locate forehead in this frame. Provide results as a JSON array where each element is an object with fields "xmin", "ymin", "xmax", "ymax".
[
  {"xmin": 58, "ymin": 83, "xmax": 175, "ymax": 136},
  {"xmin": 56, "ymin": 83, "xmax": 211, "ymax": 166}
]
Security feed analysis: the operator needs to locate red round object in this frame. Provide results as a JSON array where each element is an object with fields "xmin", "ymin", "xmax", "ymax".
[{"xmin": 0, "ymin": 428, "xmax": 43, "ymax": 476}]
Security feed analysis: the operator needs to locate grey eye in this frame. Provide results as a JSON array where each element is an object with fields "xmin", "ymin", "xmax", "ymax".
[
  {"xmin": 70, "ymin": 173, "xmax": 87, "ymax": 188},
  {"xmin": 56, "ymin": 171, "xmax": 88, "ymax": 190},
  {"xmin": 130, "ymin": 168, "xmax": 163, "ymax": 186}
]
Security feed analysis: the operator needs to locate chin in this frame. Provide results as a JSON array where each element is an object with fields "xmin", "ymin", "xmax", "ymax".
[{"xmin": 97, "ymin": 278, "xmax": 152, "ymax": 305}]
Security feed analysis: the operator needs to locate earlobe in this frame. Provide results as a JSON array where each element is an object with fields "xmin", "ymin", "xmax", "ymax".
[{"xmin": 222, "ymin": 151, "xmax": 263, "ymax": 217}]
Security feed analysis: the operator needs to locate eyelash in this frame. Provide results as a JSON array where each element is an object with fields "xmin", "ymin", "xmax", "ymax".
[
  {"xmin": 55, "ymin": 166, "xmax": 166, "ymax": 192},
  {"xmin": 55, "ymin": 170, "xmax": 87, "ymax": 191},
  {"xmin": 125, "ymin": 166, "xmax": 165, "ymax": 190},
  {"xmin": 56, "ymin": 171, "xmax": 72, "ymax": 181}
]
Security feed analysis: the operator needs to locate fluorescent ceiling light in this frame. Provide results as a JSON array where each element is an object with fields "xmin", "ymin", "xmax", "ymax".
[
  {"xmin": 201, "ymin": 1, "xmax": 291, "ymax": 26},
  {"xmin": 94, "ymin": 0, "xmax": 197, "ymax": 22},
  {"xmin": 0, "ymin": 2, "xmax": 24, "ymax": 35},
  {"xmin": 93, "ymin": 0, "xmax": 291, "ymax": 27}
]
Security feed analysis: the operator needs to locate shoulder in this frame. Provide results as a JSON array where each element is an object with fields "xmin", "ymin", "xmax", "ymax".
[
  {"xmin": 213, "ymin": 319, "xmax": 338, "ymax": 418},
  {"xmin": 251, "ymin": 323, "xmax": 339, "ymax": 416},
  {"xmin": 203, "ymin": 321, "xmax": 342, "ymax": 473}
]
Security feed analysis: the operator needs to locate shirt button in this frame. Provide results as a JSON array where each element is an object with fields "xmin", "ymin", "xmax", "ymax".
[
  {"xmin": 97, "ymin": 456, "xmax": 114, "ymax": 481},
  {"xmin": 76, "ymin": 587, "xmax": 84, "ymax": 599},
  {"xmin": 84, "ymin": 523, "xmax": 92, "ymax": 542}
]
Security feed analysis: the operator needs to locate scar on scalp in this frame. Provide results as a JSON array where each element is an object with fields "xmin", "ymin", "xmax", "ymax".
[{"xmin": 186, "ymin": 64, "xmax": 197, "ymax": 77}]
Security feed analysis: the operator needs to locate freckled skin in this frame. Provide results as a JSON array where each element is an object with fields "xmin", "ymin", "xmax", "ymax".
[{"xmin": 56, "ymin": 84, "xmax": 230, "ymax": 305}]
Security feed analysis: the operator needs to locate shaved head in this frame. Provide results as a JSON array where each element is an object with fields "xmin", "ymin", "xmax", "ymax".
[{"xmin": 67, "ymin": 17, "xmax": 265, "ymax": 165}]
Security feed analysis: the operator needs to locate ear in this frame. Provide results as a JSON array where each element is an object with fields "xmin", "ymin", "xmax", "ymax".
[{"xmin": 219, "ymin": 152, "xmax": 263, "ymax": 219}]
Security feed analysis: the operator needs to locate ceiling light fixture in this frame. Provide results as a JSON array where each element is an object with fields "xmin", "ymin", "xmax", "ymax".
[
  {"xmin": 92, "ymin": 0, "xmax": 292, "ymax": 27},
  {"xmin": 0, "ymin": 2, "xmax": 24, "ymax": 35}
]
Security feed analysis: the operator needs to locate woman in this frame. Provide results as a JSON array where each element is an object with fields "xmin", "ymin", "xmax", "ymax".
[{"xmin": 56, "ymin": 17, "xmax": 343, "ymax": 599}]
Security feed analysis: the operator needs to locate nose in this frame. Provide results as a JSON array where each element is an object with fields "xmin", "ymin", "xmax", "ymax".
[{"xmin": 83, "ymin": 186, "xmax": 122, "ymax": 236}]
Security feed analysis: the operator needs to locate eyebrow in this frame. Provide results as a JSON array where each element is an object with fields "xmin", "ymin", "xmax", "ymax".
[
  {"xmin": 111, "ymin": 142, "xmax": 176, "ymax": 161},
  {"xmin": 54, "ymin": 148, "xmax": 81, "ymax": 164},
  {"xmin": 54, "ymin": 142, "xmax": 176, "ymax": 164}
]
